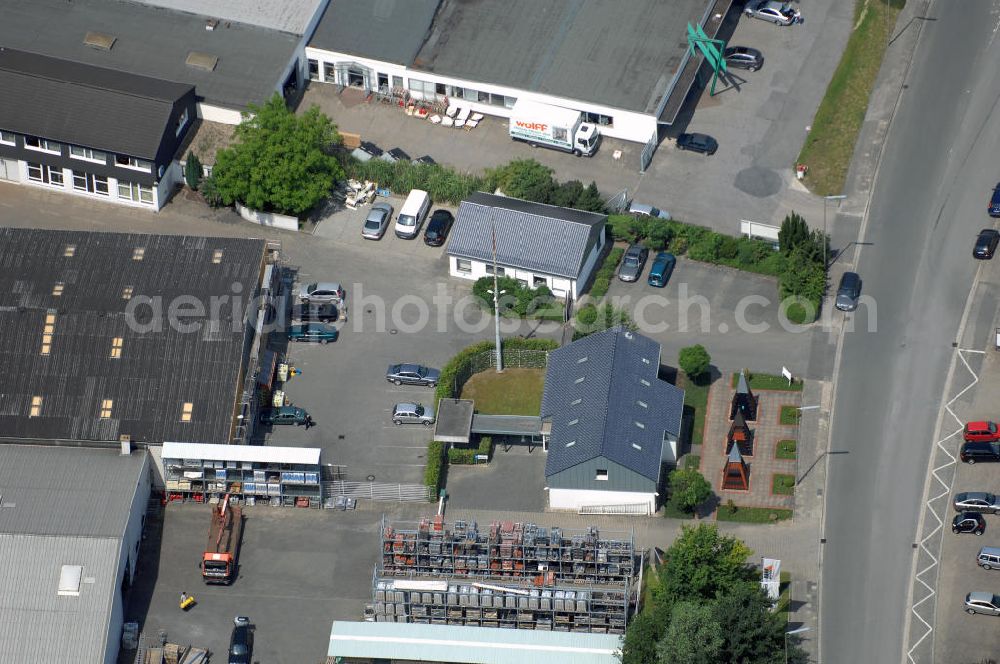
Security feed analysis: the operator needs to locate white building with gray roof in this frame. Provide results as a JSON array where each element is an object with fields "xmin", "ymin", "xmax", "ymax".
[
  {"xmin": 446, "ymin": 192, "xmax": 606, "ymax": 299},
  {"xmin": 0, "ymin": 444, "xmax": 151, "ymax": 664},
  {"xmin": 541, "ymin": 327, "xmax": 685, "ymax": 512}
]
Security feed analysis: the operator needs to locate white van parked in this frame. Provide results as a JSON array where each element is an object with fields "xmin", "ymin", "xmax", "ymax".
[{"xmin": 394, "ymin": 189, "xmax": 431, "ymax": 239}]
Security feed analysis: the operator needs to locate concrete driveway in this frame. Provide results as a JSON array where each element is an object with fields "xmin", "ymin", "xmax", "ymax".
[{"xmin": 299, "ymin": 1, "xmax": 854, "ymax": 235}]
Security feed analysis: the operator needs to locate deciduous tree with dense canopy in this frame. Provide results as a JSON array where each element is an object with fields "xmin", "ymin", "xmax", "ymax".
[{"xmin": 212, "ymin": 94, "xmax": 343, "ymax": 216}]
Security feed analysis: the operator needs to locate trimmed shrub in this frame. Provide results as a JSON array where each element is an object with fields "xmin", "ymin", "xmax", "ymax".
[
  {"xmin": 679, "ymin": 344, "xmax": 711, "ymax": 380},
  {"xmin": 424, "ymin": 440, "xmax": 446, "ymax": 495},
  {"xmin": 448, "ymin": 436, "xmax": 494, "ymax": 465}
]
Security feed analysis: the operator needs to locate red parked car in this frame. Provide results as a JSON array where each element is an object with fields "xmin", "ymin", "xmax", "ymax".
[{"xmin": 965, "ymin": 421, "xmax": 1000, "ymax": 443}]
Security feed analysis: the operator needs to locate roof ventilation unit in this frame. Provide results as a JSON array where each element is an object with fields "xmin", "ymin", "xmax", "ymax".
[
  {"xmin": 206, "ymin": 19, "xmax": 219, "ymax": 31},
  {"xmin": 186, "ymin": 52, "xmax": 219, "ymax": 72}
]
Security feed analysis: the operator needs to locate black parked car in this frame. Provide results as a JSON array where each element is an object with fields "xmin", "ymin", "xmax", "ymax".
[
  {"xmin": 676, "ymin": 132, "xmax": 718, "ymax": 155},
  {"xmin": 974, "ymin": 229, "xmax": 1000, "ymax": 259},
  {"xmin": 724, "ymin": 46, "xmax": 764, "ymax": 71},
  {"xmin": 988, "ymin": 183, "xmax": 1000, "ymax": 217},
  {"xmin": 953, "ymin": 512, "xmax": 987, "ymax": 535},
  {"xmin": 423, "ymin": 210, "xmax": 455, "ymax": 246},
  {"xmin": 961, "ymin": 441, "xmax": 1000, "ymax": 463},
  {"xmin": 228, "ymin": 616, "xmax": 254, "ymax": 664},
  {"xmin": 291, "ymin": 303, "xmax": 338, "ymax": 324}
]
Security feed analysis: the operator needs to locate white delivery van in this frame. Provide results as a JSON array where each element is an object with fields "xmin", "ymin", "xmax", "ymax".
[{"xmin": 395, "ymin": 189, "xmax": 431, "ymax": 239}]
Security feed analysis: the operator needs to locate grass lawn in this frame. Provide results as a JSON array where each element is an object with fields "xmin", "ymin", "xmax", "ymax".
[
  {"xmin": 663, "ymin": 498, "xmax": 696, "ymax": 520},
  {"xmin": 460, "ymin": 368, "xmax": 544, "ymax": 415},
  {"xmin": 776, "ymin": 439, "xmax": 798, "ymax": 460},
  {"xmin": 797, "ymin": 0, "xmax": 905, "ymax": 196},
  {"xmin": 780, "ymin": 405, "xmax": 801, "ymax": 426},
  {"xmin": 731, "ymin": 372, "xmax": 804, "ymax": 392},
  {"xmin": 684, "ymin": 454, "xmax": 701, "ymax": 470},
  {"xmin": 716, "ymin": 505, "xmax": 793, "ymax": 523},
  {"xmin": 772, "ymin": 474, "xmax": 795, "ymax": 496},
  {"xmin": 678, "ymin": 374, "xmax": 711, "ymax": 446},
  {"xmin": 775, "ymin": 571, "xmax": 792, "ymax": 622}
]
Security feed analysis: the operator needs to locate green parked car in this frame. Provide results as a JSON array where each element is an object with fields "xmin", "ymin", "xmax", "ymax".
[
  {"xmin": 287, "ymin": 323, "xmax": 339, "ymax": 344},
  {"xmin": 259, "ymin": 406, "xmax": 312, "ymax": 426}
]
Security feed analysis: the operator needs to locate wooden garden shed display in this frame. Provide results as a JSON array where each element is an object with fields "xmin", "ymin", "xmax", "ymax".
[
  {"xmin": 726, "ymin": 410, "xmax": 754, "ymax": 457},
  {"xmin": 721, "ymin": 445, "xmax": 750, "ymax": 491},
  {"xmin": 730, "ymin": 371, "xmax": 759, "ymax": 422}
]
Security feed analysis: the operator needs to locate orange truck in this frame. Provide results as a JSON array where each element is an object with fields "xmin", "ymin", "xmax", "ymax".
[{"xmin": 201, "ymin": 497, "xmax": 243, "ymax": 585}]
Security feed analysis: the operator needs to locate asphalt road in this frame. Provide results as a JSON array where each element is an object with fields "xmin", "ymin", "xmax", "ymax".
[{"xmin": 821, "ymin": 3, "xmax": 1000, "ymax": 662}]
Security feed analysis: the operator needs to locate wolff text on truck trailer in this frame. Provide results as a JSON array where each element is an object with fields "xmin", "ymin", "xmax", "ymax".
[{"xmin": 508, "ymin": 99, "xmax": 600, "ymax": 156}]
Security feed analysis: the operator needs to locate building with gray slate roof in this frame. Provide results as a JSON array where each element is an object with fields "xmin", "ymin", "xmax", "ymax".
[
  {"xmin": 446, "ymin": 192, "xmax": 606, "ymax": 299},
  {"xmin": 542, "ymin": 327, "xmax": 684, "ymax": 512},
  {"xmin": 0, "ymin": 444, "xmax": 151, "ymax": 664},
  {"xmin": 0, "ymin": 228, "xmax": 269, "ymax": 445},
  {"xmin": 0, "ymin": 48, "xmax": 197, "ymax": 211},
  {"xmin": 305, "ymin": 0, "xmax": 732, "ymax": 144}
]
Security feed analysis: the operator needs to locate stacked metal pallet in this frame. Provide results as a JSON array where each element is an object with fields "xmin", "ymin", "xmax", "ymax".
[{"xmin": 369, "ymin": 516, "xmax": 636, "ymax": 634}]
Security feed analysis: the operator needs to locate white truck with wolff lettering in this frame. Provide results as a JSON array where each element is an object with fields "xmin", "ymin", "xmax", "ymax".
[{"xmin": 508, "ymin": 99, "xmax": 600, "ymax": 157}]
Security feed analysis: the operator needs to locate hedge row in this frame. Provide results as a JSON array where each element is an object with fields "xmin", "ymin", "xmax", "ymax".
[
  {"xmin": 433, "ymin": 338, "xmax": 559, "ymax": 404},
  {"xmin": 424, "ymin": 440, "xmax": 446, "ymax": 495},
  {"xmin": 589, "ymin": 246, "xmax": 625, "ymax": 299},
  {"xmin": 448, "ymin": 436, "xmax": 493, "ymax": 465}
]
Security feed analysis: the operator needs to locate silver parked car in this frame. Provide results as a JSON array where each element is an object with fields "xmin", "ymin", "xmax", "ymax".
[
  {"xmin": 628, "ymin": 202, "xmax": 671, "ymax": 220},
  {"xmin": 362, "ymin": 203, "xmax": 393, "ymax": 240},
  {"xmin": 965, "ymin": 592, "xmax": 1000, "ymax": 615},
  {"xmin": 744, "ymin": 0, "xmax": 801, "ymax": 25},
  {"xmin": 298, "ymin": 282, "xmax": 345, "ymax": 305},
  {"xmin": 386, "ymin": 363, "xmax": 440, "ymax": 387},
  {"xmin": 835, "ymin": 272, "xmax": 861, "ymax": 312},
  {"xmin": 392, "ymin": 402, "xmax": 435, "ymax": 426},
  {"xmin": 618, "ymin": 244, "xmax": 649, "ymax": 283},
  {"xmin": 724, "ymin": 46, "xmax": 764, "ymax": 71},
  {"xmin": 954, "ymin": 492, "xmax": 1000, "ymax": 514}
]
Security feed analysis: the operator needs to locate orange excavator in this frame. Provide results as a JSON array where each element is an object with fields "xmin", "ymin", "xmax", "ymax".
[{"xmin": 201, "ymin": 495, "xmax": 243, "ymax": 585}]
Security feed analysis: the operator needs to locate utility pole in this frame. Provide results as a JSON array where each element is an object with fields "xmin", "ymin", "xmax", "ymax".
[{"xmin": 491, "ymin": 223, "xmax": 503, "ymax": 373}]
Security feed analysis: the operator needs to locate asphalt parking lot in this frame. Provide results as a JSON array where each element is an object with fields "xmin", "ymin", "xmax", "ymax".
[
  {"xmin": 127, "ymin": 504, "xmax": 380, "ymax": 664},
  {"xmin": 259, "ymin": 197, "xmax": 562, "ymax": 485},
  {"xmin": 603, "ymin": 255, "xmax": 819, "ymax": 377}
]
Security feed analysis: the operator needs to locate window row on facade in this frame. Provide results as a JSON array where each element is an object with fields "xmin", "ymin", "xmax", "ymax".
[
  {"xmin": 1, "ymin": 129, "xmax": 154, "ymax": 173},
  {"xmin": 26, "ymin": 162, "xmax": 154, "ymax": 205}
]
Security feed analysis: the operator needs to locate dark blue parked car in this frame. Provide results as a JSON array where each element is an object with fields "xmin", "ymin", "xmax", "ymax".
[
  {"xmin": 989, "ymin": 183, "xmax": 1000, "ymax": 217},
  {"xmin": 647, "ymin": 252, "xmax": 676, "ymax": 288}
]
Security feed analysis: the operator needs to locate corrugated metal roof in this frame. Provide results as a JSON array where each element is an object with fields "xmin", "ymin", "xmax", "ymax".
[
  {"xmin": 327, "ymin": 621, "xmax": 620, "ymax": 664},
  {"xmin": 0, "ymin": 229, "xmax": 266, "ymax": 444},
  {"xmin": 412, "ymin": 0, "xmax": 709, "ymax": 114},
  {"xmin": 0, "ymin": 534, "xmax": 120, "ymax": 663},
  {"xmin": 447, "ymin": 193, "xmax": 606, "ymax": 280},
  {"xmin": 162, "ymin": 442, "xmax": 320, "ymax": 465},
  {"xmin": 310, "ymin": 0, "xmax": 441, "ymax": 66},
  {"xmin": 0, "ymin": 48, "xmax": 193, "ymax": 158},
  {"xmin": 0, "ymin": 0, "xmax": 300, "ymax": 110},
  {"xmin": 542, "ymin": 327, "xmax": 684, "ymax": 481},
  {"xmin": 0, "ymin": 444, "xmax": 146, "ymax": 537}
]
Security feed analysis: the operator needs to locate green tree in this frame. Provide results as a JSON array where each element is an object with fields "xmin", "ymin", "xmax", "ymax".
[
  {"xmin": 550, "ymin": 179, "xmax": 584, "ymax": 208},
  {"xmin": 647, "ymin": 223, "xmax": 673, "ymax": 251},
  {"xmin": 654, "ymin": 524, "xmax": 755, "ymax": 605},
  {"xmin": 212, "ymin": 94, "xmax": 343, "ymax": 215},
  {"xmin": 575, "ymin": 181, "xmax": 607, "ymax": 213},
  {"xmin": 471, "ymin": 276, "xmax": 551, "ymax": 317},
  {"xmin": 678, "ymin": 345, "xmax": 711, "ymax": 380},
  {"xmin": 656, "ymin": 602, "xmax": 723, "ymax": 664},
  {"xmin": 713, "ymin": 582, "xmax": 807, "ymax": 664},
  {"xmin": 184, "ymin": 151, "xmax": 202, "ymax": 190},
  {"xmin": 488, "ymin": 159, "xmax": 556, "ymax": 203},
  {"xmin": 573, "ymin": 302, "xmax": 636, "ymax": 339},
  {"xmin": 620, "ymin": 599, "xmax": 673, "ymax": 664},
  {"xmin": 667, "ymin": 468, "xmax": 713, "ymax": 514},
  {"xmin": 199, "ymin": 175, "xmax": 222, "ymax": 207},
  {"xmin": 778, "ymin": 211, "xmax": 809, "ymax": 255}
]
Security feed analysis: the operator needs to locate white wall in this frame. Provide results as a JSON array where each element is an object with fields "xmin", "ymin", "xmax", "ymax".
[
  {"xmin": 199, "ymin": 102, "xmax": 244, "ymax": 125},
  {"xmin": 548, "ymin": 487, "xmax": 657, "ymax": 512},
  {"xmin": 236, "ymin": 202, "xmax": 299, "ymax": 231},
  {"xmin": 449, "ymin": 256, "xmax": 577, "ymax": 299},
  {"xmin": 305, "ymin": 47, "xmax": 660, "ymax": 143},
  {"xmin": 17, "ymin": 162, "xmax": 161, "ymax": 211},
  {"xmin": 576, "ymin": 235, "xmax": 605, "ymax": 297}
]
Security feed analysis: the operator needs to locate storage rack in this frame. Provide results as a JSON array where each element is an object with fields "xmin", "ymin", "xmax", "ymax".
[
  {"xmin": 161, "ymin": 442, "xmax": 323, "ymax": 508},
  {"xmin": 369, "ymin": 574, "xmax": 631, "ymax": 634},
  {"xmin": 369, "ymin": 516, "xmax": 637, "ymax": 633},
  {"xmin": 378, "ymin": 516, "xmax": 636, "ymax": 586}
]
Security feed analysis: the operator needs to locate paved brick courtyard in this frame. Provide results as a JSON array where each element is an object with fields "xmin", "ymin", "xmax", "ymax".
[{"xmin": 699, "ymin": 376, "xmax": 802, "ymax": 514}]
